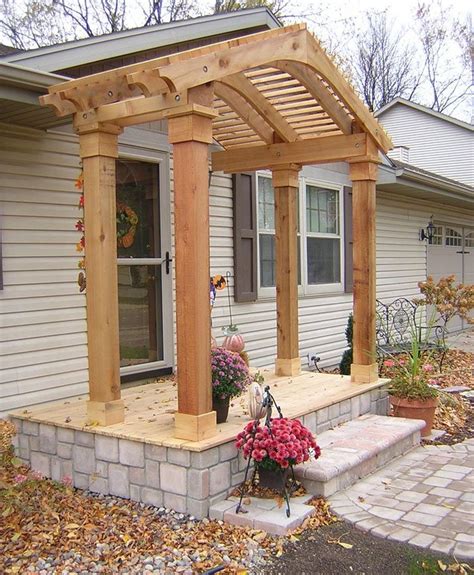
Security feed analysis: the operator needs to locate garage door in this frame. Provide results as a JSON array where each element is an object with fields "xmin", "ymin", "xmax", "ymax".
[{"xmin": 427, "ymin": 224, "xmax": 473, "ymax": 332}]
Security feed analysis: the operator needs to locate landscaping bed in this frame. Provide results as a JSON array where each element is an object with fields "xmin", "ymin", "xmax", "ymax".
[
  {"xmin": 261, "ymin": 521, "xmax": 473, "ymax": 575},
  {"xmin": 0, "ymin": 437, "xmax": 333, "ymax": 575},
  {"xmin": 380, "ymin": 348, "xmax": 474, "ymax": 445}
]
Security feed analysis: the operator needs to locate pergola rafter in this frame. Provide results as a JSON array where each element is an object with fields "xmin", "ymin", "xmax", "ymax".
[{"xmin": 40, "ymin": 24, "xmax": 392, "ymax": 440}]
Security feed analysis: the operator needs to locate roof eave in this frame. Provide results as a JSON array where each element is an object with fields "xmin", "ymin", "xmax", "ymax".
[
  {"xmin": 0, "ymin": 8, "xmax": 281, "ymax": 73},
  {"xmin": 0, "ymin": 62, "xmax": 68, "ymax": 90},
  {"xmin": 378, "ymin": 164, "xmax": 474, "ymax": 208}
]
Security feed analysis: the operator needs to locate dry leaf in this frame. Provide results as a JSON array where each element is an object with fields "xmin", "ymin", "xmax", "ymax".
[{"xmin": 337, "ymin": 541, "xmax": 353, "ymax": 549}]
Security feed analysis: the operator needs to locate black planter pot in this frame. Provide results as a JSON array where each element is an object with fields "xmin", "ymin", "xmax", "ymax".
[
  {"xmin": 212, "ymin": 396, "xmax": 230, "ymax": 424},
  {"xmin": 257, "ymin": 466, "xmax": 290, "ymax": 491}
]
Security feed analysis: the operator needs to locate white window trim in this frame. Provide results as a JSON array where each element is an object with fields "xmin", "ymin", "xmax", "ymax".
[
  {"xmin": 301, "ymin": 176, "xmax": 345, "ymax": 295},
  {"xmin": 256, "ymin": 171, "xmax": 344, "ymax": 299}
]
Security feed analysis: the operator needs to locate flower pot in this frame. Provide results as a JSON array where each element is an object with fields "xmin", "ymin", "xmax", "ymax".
[
  {"xmin": 257, "ymin": 466, "xmax": 290, "ymax": 491},
  {"xmin": 212, "ymin": 396, "xmax": 230, "ymax": 424},
  {"xmin": 390, "ymin": 396, "xmax": 439, "ymax": 437}
]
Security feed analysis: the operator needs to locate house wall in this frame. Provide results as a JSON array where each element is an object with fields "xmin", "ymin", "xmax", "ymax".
[
  {"xmin": 2, "ymin": 122, "xmax": 472, "ymax": 415},
  {"xmin": 378, "ymin": 104, "xmax": 474, "ymax": 187}
]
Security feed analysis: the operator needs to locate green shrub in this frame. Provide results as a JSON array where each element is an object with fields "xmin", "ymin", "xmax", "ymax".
[{"xmin": 339, "ymin": 314, "xmax": 353, "ymax": 375}]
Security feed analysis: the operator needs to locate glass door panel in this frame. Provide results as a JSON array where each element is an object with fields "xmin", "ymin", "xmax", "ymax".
[
  {"xmin": 116, "ymin": 160, "xmax": 160, "ymax": 259},
  {"xmin": 118, "ymin": 265, "xmax": 163, "ymax": 367},
  {"xmin": 116, "ymin": 159, "xmax": 169, "ymax": 374}
]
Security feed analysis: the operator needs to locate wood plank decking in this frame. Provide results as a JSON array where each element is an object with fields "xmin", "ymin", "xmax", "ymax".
[{"xmin": 10, "ymin": 370, "xmax": 389, "ymax": 452}]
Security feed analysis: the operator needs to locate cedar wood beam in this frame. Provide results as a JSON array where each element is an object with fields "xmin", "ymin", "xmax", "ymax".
[
  {"xmin": 212, "ymin": 133, "xmax": 369, "ymax": 173},
  {"xmin": 273, "ymin": 60, "xmax": 352, "ymax": 134},
  {"xmin": 214, "ymin": 82, "xmax": 274, "ymax": 144},
  {"xmin": 220, "ymin": 74, "xmax": 299, "ymax": 142}
]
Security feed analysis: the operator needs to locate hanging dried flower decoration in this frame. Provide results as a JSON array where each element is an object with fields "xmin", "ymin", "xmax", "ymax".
[
  {"xmin": 116, "ymin": 201, "xmax": 138, "ymax": 248},
  {"xmin": 75, "ymin": 170, "xmax": 86, "ymax": 293}
]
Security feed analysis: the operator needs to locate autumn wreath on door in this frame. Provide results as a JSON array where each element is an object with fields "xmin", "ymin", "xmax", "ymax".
[
  {"xmin": 116, "ymin": 201, "xmax": 139, "ymax": 249},
  {"xmin": 75, "ymin": 170, "xmax": 139, "ymax": 292}
]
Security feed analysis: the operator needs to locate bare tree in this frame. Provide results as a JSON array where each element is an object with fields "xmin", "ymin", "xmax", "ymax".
[
  {"xmin": 350, "ymin": 11, "xmax": 421, "ymax": 112},
  {"xmin": 415, "ymin": 1, "xmax": 471, "ymax": 113},
  {"xmin": 0, "ymin": 0, "xmax": 71, "ymax": 49},
  {"xmin": 56, "ymin": 0, "xmax": 127, "ymax": 37},
  {"xmin": 213, "ymin": 0, "xmax": 289, "ymax": 19}
]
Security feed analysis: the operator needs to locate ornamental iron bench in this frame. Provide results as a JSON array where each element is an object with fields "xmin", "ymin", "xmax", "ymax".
[{"xmin": 376, "ymin": 297, "xmax": 447, "ymax": 367}]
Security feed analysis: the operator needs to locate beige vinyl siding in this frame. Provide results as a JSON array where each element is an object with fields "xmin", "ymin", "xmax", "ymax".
[
  {"xmin": 2, "ymin": 120, "xmax": 471, "ymax": 413},
  {"xmin": 0, "ymin": 124, "xmax": 87, "ymax": 413},
  {"xmin": 378, "ymin": 105, "xmax": 473, "ymax": 187}
]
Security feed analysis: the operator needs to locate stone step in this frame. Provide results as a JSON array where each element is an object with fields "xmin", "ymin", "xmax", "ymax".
[
  {"xmin": 209, "ymin": 494, "xmax": 316, "ymax": 536},
  {"xmin": 294, "ymin": 414, "xmax": 425, "ymax": 497}
]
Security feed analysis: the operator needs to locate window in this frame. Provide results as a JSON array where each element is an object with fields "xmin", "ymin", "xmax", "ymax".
[
  {"xmin": 445, "ymin": 227, "xmax": 462, "ymax": 247},
  {"xmin": 305, "ymin": 185, "xmax": 341, "ymax": 285},
  {"xmin": 256, "ymin": 174, "xmax": 343, "ymax": 294},
  {"xmin": 464, "ymin": 231, "xmax": 474, "ymax": 248},
  {"xmin": 258, "ymin": 176, "xmax": 276, "ymax": 288},
  {"xmin": 430, "ymin": 226, "xmax": 443, "ymax": 246}
]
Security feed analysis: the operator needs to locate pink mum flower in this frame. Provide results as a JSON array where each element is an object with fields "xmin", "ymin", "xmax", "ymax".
[
  {"xmin": 13, "ymin": 474, "xmax": 28, "ymax": 484},
  {"xmin": 62, "ymin": 475, "xmax": 73, "ymax": 487},
  {"xmin": 383, "ymin": 360, "xmax": 395, "ymax": 367},
  {"xmin": 422, "ymin": 364, "xmax": 434, "ymax": 372}
]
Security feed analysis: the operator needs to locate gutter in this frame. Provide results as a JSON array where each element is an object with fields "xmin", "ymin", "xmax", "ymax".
[
  {"xmin": 394, "ymin": 165, "xmax": 473, "ymax": 200},
  {"xmin": 0, "ymin": 62, "xmax": 68, "ymax": 91}
]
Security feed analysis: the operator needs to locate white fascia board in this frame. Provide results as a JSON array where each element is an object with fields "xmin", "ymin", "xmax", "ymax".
[
  {"xmin": 0, "ymin": 62, "xmax": 67, "ymax": 89},
  {"xmin": 0, "ymin": 62, "xmax": 68, "ymax": 104},
  {"xmin": 0, "ymin": 8, "xmax": 281, "ymax": 72}
]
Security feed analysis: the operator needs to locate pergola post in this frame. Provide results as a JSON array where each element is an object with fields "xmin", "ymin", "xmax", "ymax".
[
  {"xmin": 349, "ymin": 158, "xmax": 379, "ymax": 383},
  {"xmin": 272, "ymin": 164, "xmax": 301, "ymax": 377},
  {"xmin": 168, "ymin": 93, "xmax": 217, "ymax": 441},
  {"xmin": 78, "ymin": 124, "xmax": 125, "ymax": 425}
]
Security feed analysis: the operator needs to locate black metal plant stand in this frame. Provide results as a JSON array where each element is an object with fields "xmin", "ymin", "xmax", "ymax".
[{"xmin": 236, "ymin": 386, "xmax": 295, "ymax": 518}]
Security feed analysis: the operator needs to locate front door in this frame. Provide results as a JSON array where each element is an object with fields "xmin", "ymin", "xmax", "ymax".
[{"xmin": 116, "ymin": 158, "xmax": 173, "ymax": 377}]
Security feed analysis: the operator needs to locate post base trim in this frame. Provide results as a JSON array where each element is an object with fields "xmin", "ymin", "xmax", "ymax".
[
  {"xmin": 275, "ymin": 357, "xmax": 301, "ymax": 377},
  {"xmin": 351, "ymin": 363, "xmax": 379, "ymax": 384},
  {"xmin": 87, "ymin": 399, "xmax": 125, "ymax": 426},
  {"xmin": 174, "ymin": 411, "xmax": 217, "ymax": 442}
]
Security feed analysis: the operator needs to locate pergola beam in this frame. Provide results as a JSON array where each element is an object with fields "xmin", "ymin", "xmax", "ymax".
[
  {"xmin": 214, "ymin": 82, "xmax": 274, "ymax": 144},
  {"xmin": 212, "ymin": 133, "xmax": 369, "ymax": 173},
  {"xmin": 305, "ymin": 34, "xmax": 392, "ymax": 151},
  {"xmin": 131, "ymin": 26, "xmax": 308, "ymax": 94},
  {"xmin": 73, "ymin": 93, "xmax": 207, "ymax": 129},
  {"xmin": 220, "ymin": 74, "xmax": 299, "ymax": 142},
  {"xmin": 273, "ymin": 60, "xmax": 353, "ymax": 134}
]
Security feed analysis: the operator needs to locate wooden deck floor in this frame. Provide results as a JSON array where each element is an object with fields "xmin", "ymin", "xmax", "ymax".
[{"xmin": 11, "ymin": 370, "xmax": 388, "ymax": 452}]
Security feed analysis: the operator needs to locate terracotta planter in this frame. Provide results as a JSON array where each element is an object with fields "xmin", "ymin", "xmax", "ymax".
[
  {"xmin": 390, "ymin": 396, "xmax": 439, "ymax": 437},
  {"xmin": 212, "ymin": 396, "xmax": 230, "ymax": 424},
  {"xmin": 257, "ymin": 466, "xmax": 289, "ymax": 491}
]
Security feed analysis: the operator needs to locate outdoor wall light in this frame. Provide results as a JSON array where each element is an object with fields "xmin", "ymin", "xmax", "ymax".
[{"xmin": 420, "ymin": 216, "xmax": 435, "ymax": 244}]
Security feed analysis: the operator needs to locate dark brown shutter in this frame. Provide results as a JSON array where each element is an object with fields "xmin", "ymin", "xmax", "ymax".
[
  {"xmin": 233, "ymin": 172, "xmax": 257, "ymax": 302},
  {"xmin": 343, "ymin": 186, "xmax": 353, "ymax": 293}
]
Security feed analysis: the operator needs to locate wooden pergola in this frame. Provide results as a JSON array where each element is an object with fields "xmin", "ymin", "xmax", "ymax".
[{"xmin": 41, "ymin": 24, "xmax": 392, "ymax": 441}]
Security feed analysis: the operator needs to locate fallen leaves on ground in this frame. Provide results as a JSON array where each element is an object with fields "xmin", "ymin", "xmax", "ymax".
[
  {"xmin": 0, "ymin": 449, "xmax": 336, "ymax": 575},
  {"xmin": 438, "ymin": 559, "xmax": 474, "ymax": 574},
  {"xmin": 0, "ymin": 456, "xmax": 269, "ymax": 574}
]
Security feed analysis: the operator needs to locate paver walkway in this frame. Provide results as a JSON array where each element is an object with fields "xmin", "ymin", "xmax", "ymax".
[{"xmin": 328, "ymin": 439, "xmax": 474, "ymax": 561}]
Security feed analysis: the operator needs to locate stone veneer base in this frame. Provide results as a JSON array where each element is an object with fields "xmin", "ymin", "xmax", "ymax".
[{"xmin": 10, "ymin": 387, "xmax": 389, "ymax": 519}]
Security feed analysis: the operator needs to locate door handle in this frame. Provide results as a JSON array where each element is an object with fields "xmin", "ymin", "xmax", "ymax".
[{"xmin": 165, "ymin": 251, "xmax": 172, "ymax": 275}]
